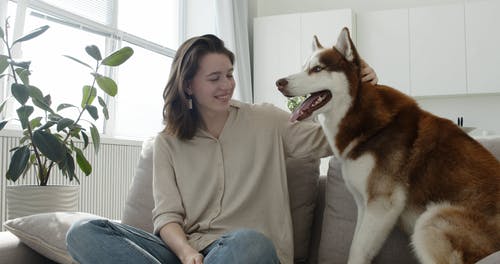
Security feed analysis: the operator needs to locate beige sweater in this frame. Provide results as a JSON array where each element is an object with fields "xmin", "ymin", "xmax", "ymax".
[{"xmin": 152, "ymin": 100, "xmax": 330, "ymax": 263}]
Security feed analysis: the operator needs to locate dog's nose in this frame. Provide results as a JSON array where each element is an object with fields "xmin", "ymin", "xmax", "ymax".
[{"xmin": 276, "ymin": 78, "xmax": 288, "ymax": 91}]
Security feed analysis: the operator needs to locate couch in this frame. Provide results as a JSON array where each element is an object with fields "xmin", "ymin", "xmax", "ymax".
[{"xmin": 1, "ymin": 136, "xmax": 499, "ymax": 264}]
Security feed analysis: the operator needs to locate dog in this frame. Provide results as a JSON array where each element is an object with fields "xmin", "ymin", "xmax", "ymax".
[{"xmin": 276, "ymin": 28, "xmax": 500, "ymax": 264}]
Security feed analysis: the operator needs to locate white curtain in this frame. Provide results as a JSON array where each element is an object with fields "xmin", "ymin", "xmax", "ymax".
[{"xmin": 215, "ymin": 0, "xmax": 252, "ymax": 103}]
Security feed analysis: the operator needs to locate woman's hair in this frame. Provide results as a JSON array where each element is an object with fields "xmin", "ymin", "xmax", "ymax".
[{"xmin": 162, "ymin": 34, "xmax": 234, "ymax": 140}]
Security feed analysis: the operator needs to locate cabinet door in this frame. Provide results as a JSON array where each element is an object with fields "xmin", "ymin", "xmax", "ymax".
[
  {"xmin": 300, "ymin": 9, "xmax": 354, "ymax": 65},
  {"xmin": 253, "ymin": 14, "xmax": 301, "ymax": 110},
  {"xmin": 357, "ymin": 9, "xmax": 410, "ymax": 95},
  {"xmin": 465, "ymin": 0, "xmax": 500, "ymax": 94},
  {"xmin": 409, "ymin": 4, "xmax": 467, "ymax": 96}
]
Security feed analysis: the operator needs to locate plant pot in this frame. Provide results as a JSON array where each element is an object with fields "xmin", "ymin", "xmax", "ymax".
[{"xmin": 6, "ymin": 185, "xmax": 80, "ymax": 220}]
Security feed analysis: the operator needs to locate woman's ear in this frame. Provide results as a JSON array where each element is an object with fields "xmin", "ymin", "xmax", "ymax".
[{"xmin": 185, "ymin": 81, "xmax": 193, "ymax": 95}]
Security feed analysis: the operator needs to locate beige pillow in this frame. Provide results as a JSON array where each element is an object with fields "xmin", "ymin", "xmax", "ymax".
[{"xmin": 3, "ymin": 212, "xmax": 102, "ymax": 264}]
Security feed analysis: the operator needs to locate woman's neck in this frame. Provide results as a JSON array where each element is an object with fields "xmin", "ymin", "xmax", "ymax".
[{"xmin": 200, "ymin": 109, "xmax": 230, "ymax": 139}]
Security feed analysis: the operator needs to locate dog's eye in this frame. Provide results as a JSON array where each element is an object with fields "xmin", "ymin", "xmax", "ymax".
[{"xmin": 312, "ymin": 66, "xmax": 323, "ymax": 73}]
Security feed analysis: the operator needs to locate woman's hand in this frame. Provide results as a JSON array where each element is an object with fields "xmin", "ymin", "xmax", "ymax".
[
  {"xmin": 181, "ymin": 252, "xmax": 204, "ymax": 264},
  {"xmin": 360, "ymin": 59, "xmax": 378, "ymax": 85}
]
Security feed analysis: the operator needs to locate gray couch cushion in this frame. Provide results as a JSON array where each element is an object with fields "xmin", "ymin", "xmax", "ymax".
[
  {"xmin": 286, "ymin": 157, "xmax": 320, "ymax": 262},
  {"xmin": 121, "ymin": 137, "xmax": 320, "ymax": 262}
]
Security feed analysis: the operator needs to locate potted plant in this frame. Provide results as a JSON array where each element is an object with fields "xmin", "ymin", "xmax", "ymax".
[{"xmin": 0, "ymin": 19, "xmax": 133, "ymax": 219}]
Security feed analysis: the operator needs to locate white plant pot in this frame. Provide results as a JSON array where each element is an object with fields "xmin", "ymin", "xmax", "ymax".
[{"xmin": 6, "ymin": 185, "xmax": 80, "ymax": 220}]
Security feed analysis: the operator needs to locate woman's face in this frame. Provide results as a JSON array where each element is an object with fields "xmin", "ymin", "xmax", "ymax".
[{"xmin": 187, "ymin": 53, "xmax": 235, "ymax": 116}]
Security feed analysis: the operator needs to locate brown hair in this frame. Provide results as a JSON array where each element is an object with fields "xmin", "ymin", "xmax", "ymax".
[{"xmin": 162, "ymin": 34, "xmax": 235, "ymax": 140}]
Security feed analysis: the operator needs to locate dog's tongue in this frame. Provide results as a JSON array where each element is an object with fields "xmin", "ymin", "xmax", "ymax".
[{"xmin": 290, "ymin": 92, "xmax": 324, "ymax": 122}]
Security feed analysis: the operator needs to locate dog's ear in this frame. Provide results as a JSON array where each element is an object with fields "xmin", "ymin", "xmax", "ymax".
[
  {"xmin": 334, "ymin": 27, "xmax": 360, "ymax": 64},
  {"xmin": 312, "ymin": 35, "xmax": 323, "ymax": 51}
]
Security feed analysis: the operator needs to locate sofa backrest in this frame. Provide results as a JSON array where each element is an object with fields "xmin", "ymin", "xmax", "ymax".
[{"xmin": 121, "ymin": 136, "xmax": 321, "ymax": 262}]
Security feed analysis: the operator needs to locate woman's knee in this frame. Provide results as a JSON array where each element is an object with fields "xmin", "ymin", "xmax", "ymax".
[
  {"xmin": 66, "ymin": 218, "xmax": 108, "ymax": 245},
  {"xmin": 227, "ymin": 229, "xmax": 278, "ymax": 260}
]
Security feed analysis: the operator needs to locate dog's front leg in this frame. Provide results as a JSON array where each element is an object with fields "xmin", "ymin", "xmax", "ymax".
[{"xmin": 347, "ymin": 186, "xmax": 407, "ymax": 264}]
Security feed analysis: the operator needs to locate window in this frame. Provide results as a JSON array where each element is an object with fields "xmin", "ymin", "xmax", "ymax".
[{"xmin": 0, "ymin": 0, "xmax": 181, "ymax": 140}]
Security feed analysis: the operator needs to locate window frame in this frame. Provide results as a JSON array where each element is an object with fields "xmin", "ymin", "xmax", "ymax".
[{"xmin": 0, "ymin": 0, "xmax": 184, "ymax": 138}]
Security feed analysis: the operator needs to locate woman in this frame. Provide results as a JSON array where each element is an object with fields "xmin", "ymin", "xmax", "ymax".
[{"xmin": 66, "ymin": 34, "xmax": 377, "ymax": 264}]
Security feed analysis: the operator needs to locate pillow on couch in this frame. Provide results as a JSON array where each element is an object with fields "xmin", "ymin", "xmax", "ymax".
[
  {"xmin": 121, "ymin": 136, "xmax": 321, "ymax": 262},
  {"xmin": 3, "ymin": 212, "xmax": 102, "ymax": 264}
]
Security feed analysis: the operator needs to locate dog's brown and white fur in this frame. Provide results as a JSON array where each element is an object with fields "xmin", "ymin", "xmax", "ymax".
[{"xmin": 276, "ymin": 28, "xmax": 500, "ymax": 264}]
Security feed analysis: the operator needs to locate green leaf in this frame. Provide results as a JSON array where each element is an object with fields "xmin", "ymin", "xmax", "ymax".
[
  {"xmin": 86, "ymin": 105, "xmax": 98, "ymax": 120},
  {"xmin": 93, "ymin": 74, "xmax": 117, "ymax": 96},
  {"xmin": 81, "ymin": 85, "xmax": 97, "ymax": 107},
  {"xmin": 29, "ymin": 116, "xmax": 43, "ymax": 128},
  {"xmin": 81, "ymin": 131, "xmax": 89, "ymax": 149},
  {"xmin": 48, "ymin": 113, "xmax": 63, "ymax": 121},
  {"xmin": 57, "ymin": 103, "xmax": 77, "ymax": 111},
  {"xmin": 75, "ymin": 148, "xmax": 91, "ymax": 176},
  {"xmin": 63, "ymin": 152, "xmax": 77, "ymax": 181},
  {"xmin": 0, "ymin": 120, "xmax": 8, "ymax": 130},
  {"xmin": 90, "ymin": 124, "xmax": 100, "ymax": 153},
  {"xmin": 28, "ymin": 86, "xmax": 54, "ymax": 113},
  {"xmin": 85, "ymin": 45, "xmax": 102, "ymax": 61},
  {"xmin": 11, "ymin": 83, "xmax": 29, "ymax": 105},
  {"xmin": 15, "ymin": 68, "xmax": 30, "ymax": 85},
  {"xmin": 0, "ymin": 55, "xmax": 9, "ymax": 75},
  {"xmin": 98, "ymin": 96, "xmax": 109, "ymax": 119},
  {"xmin": 32, "ymin": 130, "xmax": 66, "ymax": 162},
  {"xmin": 69, "ymin": 127, "xmax": 81, "ymax": 138},
  {"xmin": 63, "ymin": 55, "xmax": 93, "ymax": 70},
  {"xmin": 12, "ymin": 25, "xmax": 49, "ymax": 45},
  {"xmin": 16, "ymin": 105, "xmax": 34, "ymax": 129},
  {"xmin": 38, "ymin": 120, "xmax": 56, "ymax": 130},
  {"xmin": 57, "ymin": 118, "xmax": 74, "ymax": 131},
  {"xmin": 102, "ymin": 47, "xmax": 134, "ymax": 66},
  {"xmin": 6, "ymin": 145, "xmax": 30, "ymax": 182}
]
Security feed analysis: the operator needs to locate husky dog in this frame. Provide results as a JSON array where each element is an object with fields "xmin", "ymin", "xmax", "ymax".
[{"xmin": 276, "ymin": 28, "xmax": 500, "ymax": 264}]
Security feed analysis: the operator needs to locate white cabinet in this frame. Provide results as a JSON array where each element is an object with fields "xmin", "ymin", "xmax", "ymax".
[
  {"xmin": 409, "ymin": 4, "xmax": 467, "ymax": 96},
  {"xmin": 253, "ymin": 9, "xmax": 354, "ymax": 110},
  {"xmin": 465, "ymin": 0, "xmax": 500, "ymax": 94},
  {"xmin": 300, "ymin": 9, "xmax": 354, "ymax": 65},
  {"xmin": 253, "ymin": 14, "xmax": 301, "ymax": 110},
  {"xmin": 357, "ymin": 9, "xmax": 410, "ymax": 95}
]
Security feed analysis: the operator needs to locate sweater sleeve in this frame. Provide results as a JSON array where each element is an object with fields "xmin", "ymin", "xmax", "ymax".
[
  {"xmin": 152, "ymin": 134, "xmax": 185, "ymax": 235},
  {"xmin": 266, "ymin": 104, "xmax": 333, "ymax": 159}
]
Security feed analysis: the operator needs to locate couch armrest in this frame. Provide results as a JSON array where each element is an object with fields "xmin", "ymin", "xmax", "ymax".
[{"xmin": 0, "ymin": 231, "xmax": 56, "ymax": 264}]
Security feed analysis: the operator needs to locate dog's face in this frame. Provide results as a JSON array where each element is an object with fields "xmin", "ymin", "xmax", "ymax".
[{"xmin": 276, "ymin": 28, "xmax": 361, "ymax": 122}]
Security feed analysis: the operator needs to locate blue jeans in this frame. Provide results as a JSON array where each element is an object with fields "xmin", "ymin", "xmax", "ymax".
[{"xmin": 66, "ymin": 219, "xmax": 279, "ymax": 264}]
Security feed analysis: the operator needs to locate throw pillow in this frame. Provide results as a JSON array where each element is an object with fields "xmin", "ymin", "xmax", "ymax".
[
  {"xmin": 3, "ymin": 212, "xmax": 102, "ymax": 264},
  {"xmin": 121, "ymin": 137, "xmax": 155, "ymax": 233}
]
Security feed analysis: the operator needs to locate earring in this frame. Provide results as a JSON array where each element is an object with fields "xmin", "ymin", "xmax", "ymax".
[{"xmin": 188, "ymin": 97, "xmax": 193, "ymax": 109}]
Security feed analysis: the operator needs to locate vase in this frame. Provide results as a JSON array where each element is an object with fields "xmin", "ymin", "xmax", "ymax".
[{"xmin": 6, "ymin": 185, "xmax": 80, "ymax": 220}]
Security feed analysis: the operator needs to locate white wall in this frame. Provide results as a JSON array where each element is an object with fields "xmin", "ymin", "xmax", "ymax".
[{"xmin": 250, "ymin": 0, "xmax": 500, "ymax": 135}]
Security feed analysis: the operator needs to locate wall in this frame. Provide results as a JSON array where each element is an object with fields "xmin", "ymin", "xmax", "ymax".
[{"xmin": 250, "ymin": 0, "xmax": 500, "ymax": 135}]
